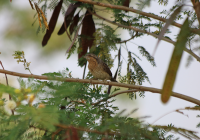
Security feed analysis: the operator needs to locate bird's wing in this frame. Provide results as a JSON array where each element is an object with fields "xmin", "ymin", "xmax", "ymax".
[{"xmin": 102, "ymin": 62, "xmax": 112, "ymax": 77}]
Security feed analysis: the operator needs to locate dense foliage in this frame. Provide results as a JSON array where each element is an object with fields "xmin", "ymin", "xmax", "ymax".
[{"xmin": 0, "ymin": 69, "xmax": 198, "ymax": 140}]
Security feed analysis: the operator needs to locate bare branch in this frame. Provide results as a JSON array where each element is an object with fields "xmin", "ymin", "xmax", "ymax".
[{"xmin": 0, "ymin": 69, "xmax": 200, "ymax": 105}]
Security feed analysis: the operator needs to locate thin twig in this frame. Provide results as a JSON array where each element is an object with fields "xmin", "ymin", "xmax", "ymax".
[
  {"xmin": 0, "ymin": 69, "xmax": 200, "ymax": 105},
  {"xmin": 52, "ymin": 128, "xmax": 63, "ymax": 140},
  {"xmin": 152, "ymin": 106, "xmax": 200, "ymax": 125},
  {"xmin": 116, "ymin": 32, "xmax": 138, "ymax": 44},
  {"xmin": 93, "ymin": 89, "xmax": 139, "ymax": 105},
  {"xmin": 0, "ymin": 61, "xmax": 14, "ymax": 115},
  {"xmin": 0, "ymin": 61, "xmax": 9, "ymax": 87},
  {"xmin": 151, "ymin": 109, "xmax": 183, "ymax": 125}
]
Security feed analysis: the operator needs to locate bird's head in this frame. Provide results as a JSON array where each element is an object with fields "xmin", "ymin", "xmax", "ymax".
[{"xmin": 84, "ymin": 54, "xmax": 98, "ymax": 61}]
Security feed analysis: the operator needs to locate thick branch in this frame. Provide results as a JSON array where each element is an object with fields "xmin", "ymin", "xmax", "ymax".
[
  {"xmin": 89, "ymin": 10, "xmax": 200, "ymax": 62},
  {"xmin": 75, "ymin": 0, "xmax": 200, "ymax": 35},
  {"xmin": 0, "ymin": 69, "xmax": 200, "ymax": 105}
]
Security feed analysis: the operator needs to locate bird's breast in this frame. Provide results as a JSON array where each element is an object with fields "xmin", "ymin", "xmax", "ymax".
[
  {"xmin": 88, "ymin": 60, "xmax": 97, "ymax": 72},
  {"xmin": 88, "ymin": 61, "xmax": 111, "ymax": 80}
]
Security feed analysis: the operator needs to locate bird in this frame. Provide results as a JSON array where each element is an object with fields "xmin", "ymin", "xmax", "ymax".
[{"xmin": 84, "ymin": 54, "xmax": 117, "ymax": 82}]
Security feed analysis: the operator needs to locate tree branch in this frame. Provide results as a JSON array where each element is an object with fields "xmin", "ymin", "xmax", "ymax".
[
  {"xmin": 74, "ymin": 0, "xmax": 200, "ymax": 35},
  {"xmin": 89, "ymin": 10, "xmax": 200, "ymax": 62},
  {"xmin": 191, "ymin": 0, "xmax": 200, "ymax": 25},
  {"xmin": 0, "ymin": 69, "xmax": 200, "ymax": 105}
]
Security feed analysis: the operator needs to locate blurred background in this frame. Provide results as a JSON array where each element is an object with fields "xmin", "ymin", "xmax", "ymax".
[{"xmin": 0, "ymin": 0, "xmax": 200, "ymax": 139}]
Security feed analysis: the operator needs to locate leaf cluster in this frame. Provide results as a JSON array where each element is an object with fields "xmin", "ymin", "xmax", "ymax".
[{"xmin": 12, "ymin": 51, "xmax": 32, "ymax": 74}]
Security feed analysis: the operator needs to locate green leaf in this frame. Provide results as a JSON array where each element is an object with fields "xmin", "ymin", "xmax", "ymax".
[{"xmin": 161, "ymin": 18, "xmax": 190, "ymax": 103}]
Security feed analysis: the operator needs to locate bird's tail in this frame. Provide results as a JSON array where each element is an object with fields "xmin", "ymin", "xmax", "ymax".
[
  {"xmin": 111, "ymin": 78, "xmax": 117, "ymax": 82},
  {"xmin": 107, "ymin": 78, "xmax": 117, "ymax": 94}
]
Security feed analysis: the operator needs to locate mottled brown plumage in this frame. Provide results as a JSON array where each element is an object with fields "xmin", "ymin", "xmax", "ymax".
[{"xmin": 84, "ymin": 54, "xmax": 117, "ymax": 82}]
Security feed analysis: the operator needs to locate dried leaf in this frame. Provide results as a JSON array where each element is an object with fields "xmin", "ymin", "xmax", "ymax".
[
  {"xmin": 42, "ymin": 0, "xmax": 63, "ymax": 46},
  {"xmin": 69, "ymin": 13, "xmax": 80, "ymax": 35},
  {"xmin": 35, "ymin": 3, "xmax": 49, "ymax": 30},
  {"xmin": 34, "ymin": 3, "xmax": 42, "ymax": 27},
  {"xmin": 78, "ymin": 10, "xmax": 95, "ymax": 62},
  {"xmin": 34, "ymin": 3, "xmax": 49, "ymax": 30},
  {"xmin": 153, "ymin": 6, "xmax": 182, "ymax": 55},
  {"xmin": 161, "ymin": 18, "xmax": 190, "ymax": 103},
  {"xmin": 58, "ymin": 23, "xmax": 65, "ymax": 35},
  {"xmin": 58, "ymin": 2, "xmax": 81, "ymax": 35}
]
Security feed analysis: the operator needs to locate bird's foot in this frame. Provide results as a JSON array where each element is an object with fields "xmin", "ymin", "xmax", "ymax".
[{"xmin": 103, "ymin": 78, "xmax": 109, "ymax": 83}]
